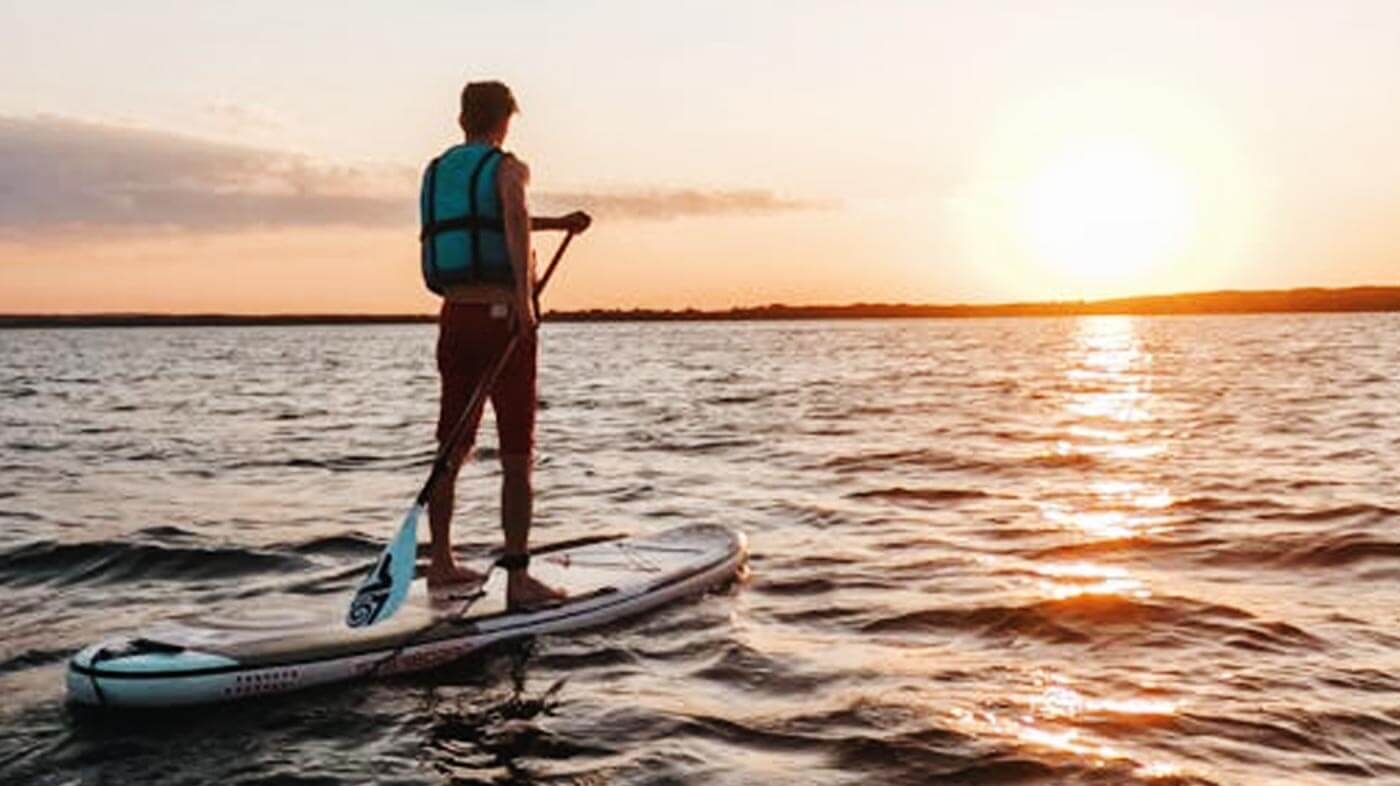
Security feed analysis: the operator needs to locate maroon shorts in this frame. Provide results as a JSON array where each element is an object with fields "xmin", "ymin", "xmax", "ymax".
[{"xmin": 436, "ymin": 301, "xmax": 536, "ymax": 457}]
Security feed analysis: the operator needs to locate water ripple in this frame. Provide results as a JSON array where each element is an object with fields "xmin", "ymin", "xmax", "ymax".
[{"xmin": 1, "ymin": 314, "xmax": 1398, "ymax": 785}]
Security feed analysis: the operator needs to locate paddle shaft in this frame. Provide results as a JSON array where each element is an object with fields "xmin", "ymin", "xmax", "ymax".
[{"xmin": 413, "ymin": 229, "xmax": 576, "ymax": 507}]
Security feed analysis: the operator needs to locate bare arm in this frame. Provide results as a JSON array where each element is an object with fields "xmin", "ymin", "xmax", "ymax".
[
  {"xmin": 531, "ymin": 213, "xmax": 591, "ymax": 232},
  {"xmin": 497, "ymin": 155, "xmax": 535, "ymax": 332}
]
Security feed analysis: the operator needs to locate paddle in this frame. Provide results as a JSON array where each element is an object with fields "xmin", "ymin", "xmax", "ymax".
[{"xmin": 345, "ymin": 229, "xmax": 577, "ymax": 628}]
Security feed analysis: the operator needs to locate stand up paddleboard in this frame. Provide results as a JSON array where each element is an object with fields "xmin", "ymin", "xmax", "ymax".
[{"xmin": 67, "ymin": 524, "xmax": 745, "ymax": 708}]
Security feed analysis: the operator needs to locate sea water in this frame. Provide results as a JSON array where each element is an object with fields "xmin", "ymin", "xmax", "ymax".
[{"xmin": 2, "ymin": 314, "xmax": 1399, "ymax": 784}]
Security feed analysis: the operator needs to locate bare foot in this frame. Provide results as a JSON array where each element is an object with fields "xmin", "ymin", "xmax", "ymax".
[
  {"xmin": 425, "ymin": 562, "xmax": 486, "ymax": 596},
  {"xmin": 507, "ymin": 571, "xmax": 567, "ymax": 609}
]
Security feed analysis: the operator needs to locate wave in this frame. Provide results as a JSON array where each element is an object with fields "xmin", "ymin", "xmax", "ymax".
[
  {"xmin": 672, "ymin": 709, "xmax": 1188, "ymax": 785},
  {"xmin": 769, "ymin": 603, "xmax": 870, "ymax": 627},
  {"xmin": 531, "ymin": 643, "xmax": 642, "ymax": 672},
  {"xmin": 0, "ymin": 646, "xmax": 71, "ymax": 675},
  {"xmin": 1026, "ymin": 450, "xmax": 1100, "ymax": 469},
  {"xmin": 3, "ymin": 441, "xmax": 65, "ymax": 453},
  {"xmin": 0, "ymin": 539, "xmax": 307, "ymax": 587},
  {"xmin": 820, "ymin": 448, "xmax": 1001, "ymax": 474},
  {"xmin": 282, "ymin": 533, "xmax": 382, "ymax": 558},
  {"xmin": 1259, "ymin": 503, "xmax": 1399, "ymax": 524},
  {"xmin": 860, "ymin": 594, "xmax": 1323, "ymax": 652},
  {"xmin": 1180, "ymin": 705, "xmax": 1400, "ymax": 777},
  {"xmin": 1029, "ymin": 535, "xmax": 1224, "ymax": 562},
  {"xmin": 1165, "ymin": 495, "xmax": 1288, "ymax": 513},
  {"xmin": 1220, "ymin": 530, "xmax": 1400, "ymax": 569},
  {"xmin": 224, "ymin": 454, "xmax": 389, "ymax": 472},
  {"xmin": 228, "ymin": 562, "xmax": 372, "ymax": 598},
  {"xmin": 1030, "ymin": 525, "xmax": 1400, "ymax": 572},
  {"xmin": 652, "ymin": 437, "xmax": 764, "ymax": 453},
  {"xmin": 690, "ymin": 642, "xmax": 833, "ymax": 695},
  {"xmin": 849, "ymin": 486, "xmax": 994, "ymax": 504},
  {"xmin": 704, "ymin": 392, "xmax": 775, "ymax": 405},
  {"xmin": 133, "ymin": 524, "xmax": 200, "ymax": 540},
  {"xmin": 754, "ymin": 576, "xmax": 841, "ymax": 596},
  {"xmin": 271, "ymin": 409, "xmax": 331, "ymax": 421}
]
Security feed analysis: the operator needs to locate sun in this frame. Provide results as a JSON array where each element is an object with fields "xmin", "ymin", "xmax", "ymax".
[
  {"xmin": 1016, "ymin": 141, "xmax": 1196, "ymax": 283},
  {"xmin": 955, "ymin": 82, "xmax": 1260, "ymax": 300}
]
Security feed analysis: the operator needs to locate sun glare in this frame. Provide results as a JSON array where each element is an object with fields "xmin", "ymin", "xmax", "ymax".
[
  {"xmin": 1017, "ymin": 142, "xmax": 1196, "ymax": 283},
  {"xmin": 959, "ymin": 81, "xmax": 1259, "ymax": 300}
]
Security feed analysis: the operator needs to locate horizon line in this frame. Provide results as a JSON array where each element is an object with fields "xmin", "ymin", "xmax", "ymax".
[{"xmin": 4, "ymin": 284, "xmax": 1400, "ymax": 327}]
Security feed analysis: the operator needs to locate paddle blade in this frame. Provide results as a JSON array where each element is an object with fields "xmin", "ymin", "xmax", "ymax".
[{"xmin": 345, "ymin": 504, "xmax": 421, "ymax": 628}]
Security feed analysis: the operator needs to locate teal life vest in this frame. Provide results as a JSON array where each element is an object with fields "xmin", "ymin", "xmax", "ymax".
[{"xmin": 419, "ymin": 144, "xmax": 512, "ymax": 294}]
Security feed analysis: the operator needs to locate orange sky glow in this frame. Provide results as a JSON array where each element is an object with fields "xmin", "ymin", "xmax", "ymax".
[{"xmin": 2, "ymin": 2, "xmax": 1399, "ymax": 314}]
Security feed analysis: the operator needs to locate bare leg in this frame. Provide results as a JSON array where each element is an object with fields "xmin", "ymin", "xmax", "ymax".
[
  {"xmin": 500, "ymin": 453, "xmax": 565, "ymax": 607},
  {"xmin": 426, "ymin": 446, "xmax": 486, "ymax": 589}
]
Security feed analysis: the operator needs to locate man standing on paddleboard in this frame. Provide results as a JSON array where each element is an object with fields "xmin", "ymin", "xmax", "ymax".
[{"xmin": 419, "ymin": 80, "xmax": 590, "ymax": 607}]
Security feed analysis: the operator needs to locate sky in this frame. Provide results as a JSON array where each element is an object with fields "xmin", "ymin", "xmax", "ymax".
[{"xmin": 2, "ymin": 0, "xmax": 1399, "ymax": 313}]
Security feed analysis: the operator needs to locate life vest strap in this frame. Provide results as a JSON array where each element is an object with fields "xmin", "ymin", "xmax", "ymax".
[
  {"xmin": 419, "ymin": 215, "xmax": 506, "ymax": 242},
  {"xmin": 424, "ymin": 155, "xmax": 443, "ymax": 290}
]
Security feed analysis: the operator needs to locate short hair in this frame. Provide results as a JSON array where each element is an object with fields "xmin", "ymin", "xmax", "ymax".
[{"xmin": 460, "ymin": 81, "xmax": 518, "ymax": 135}]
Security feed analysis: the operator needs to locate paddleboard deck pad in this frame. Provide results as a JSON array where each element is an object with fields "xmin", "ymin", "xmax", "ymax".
[{"xmin": 67, "ymin": 524, "xmax": 746, "ymax": 707}]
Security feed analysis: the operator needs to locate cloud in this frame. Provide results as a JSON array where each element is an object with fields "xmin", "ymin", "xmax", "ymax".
[
  {"xmin": 0, "ymin": 115, "xmax": 829, "ymax": 236},
  {"xmin": 535, "ymin": 188, "xmax": 830, "ymax": 220},
  {"xmin": 0, "ymin": 115, "xmax": 412, "ymax": 233},
  {"xmin": 199, "ymin": 100, "xmax": 286, "ymax": 136}
]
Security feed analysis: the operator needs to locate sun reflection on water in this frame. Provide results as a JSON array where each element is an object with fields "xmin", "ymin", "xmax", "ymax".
[
  {"xmin": 1003, "ymin": 317, "xmax": 1190, "ymax": 778},
  {"xmin": 1030, "ymin": 684, "xmax": 1178, "ymax": 719},
  {"xmin": 947, "ymin": 681, "xmax": 1186, "ymax": 779},
  {"xmin": 1030, "ymin": 561, "xmax": 1150, "ymax": 601},
  {"xmin": 1041, "ymin": 503, "xmax": 1144, "ymax": 539},
  {"xmin": 1090, "ymin": 479, "xmax": 1173, "ymax": 510},
  {"xmin": 1038, "ymin": 317, "xmax": 1174, "ymax": 542}
]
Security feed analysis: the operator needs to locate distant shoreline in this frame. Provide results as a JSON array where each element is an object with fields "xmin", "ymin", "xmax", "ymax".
[{"xmin": 3, "ymin": 286, "xmax": 1399, "ymax": 328}]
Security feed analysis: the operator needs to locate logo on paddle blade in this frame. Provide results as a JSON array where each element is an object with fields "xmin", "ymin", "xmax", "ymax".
[{"xmin": 346, "ymin": 553, "xmax": 395, "ymax": 628}]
